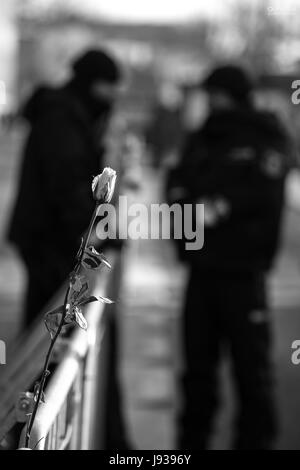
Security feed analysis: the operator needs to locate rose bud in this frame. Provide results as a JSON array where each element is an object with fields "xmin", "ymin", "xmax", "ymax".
[{"xmin": 92, "ymin": 167, "xmax": 117, "ymax": 203}]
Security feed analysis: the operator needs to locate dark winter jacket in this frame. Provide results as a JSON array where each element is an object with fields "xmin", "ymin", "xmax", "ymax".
[
  {"xmin": 8, "ymin": 85, "xmax": 106, "ymax": 263},
  {"xmin": 166, "ymin": 107, "xmax": 291, "ymax": 273}
]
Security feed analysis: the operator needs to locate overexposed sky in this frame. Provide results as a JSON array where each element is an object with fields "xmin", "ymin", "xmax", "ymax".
[{"xmin": 25, "ymin": 0, "xmax": 300, "ymax": 23}]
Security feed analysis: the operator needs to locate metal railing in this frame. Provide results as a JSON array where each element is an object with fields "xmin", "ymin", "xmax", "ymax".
[{"xmin": 0, "ymin": 249, "xmax": 121, "ymax": 450}]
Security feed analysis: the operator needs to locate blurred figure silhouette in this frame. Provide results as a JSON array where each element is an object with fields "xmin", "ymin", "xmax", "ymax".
[
  {"xmin": 146, "ymin": 81, "xmax": 184, "ymax": 168},
  {"xmin": 167, "ymin": 65, "xmax": 291, "ymax": 449},
  {"xmin": 8, "ymin": 49, "xmax": 120, "ymax": 327}
]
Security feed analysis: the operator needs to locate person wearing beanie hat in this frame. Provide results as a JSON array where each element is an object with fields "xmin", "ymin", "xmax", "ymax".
[
  {"xmin": 8, "ymin": 47, "xmax": 130, "ymax": 450},
  {"xmin": 72, "ymin": 49, "xmax": 120, "ymax": 85},
  {"xmin": 202, "ymin": 64, "xmax": 254, "ymax": 106},
  {"xmin": 167, "ymin": 63, "xmax": 292, "ymax": 449},
  {"xmin": 69, "ymin": 48, "xmax": 121, "ymax": 122},
  {"xmin": 9, "ymin": 48, "xmax": 121, "ymax": 327}
]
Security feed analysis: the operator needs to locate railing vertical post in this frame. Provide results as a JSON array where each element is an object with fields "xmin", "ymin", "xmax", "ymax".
[{"xmin": 90, "ymin": 248, "xmax": 129, "ymax": 450}]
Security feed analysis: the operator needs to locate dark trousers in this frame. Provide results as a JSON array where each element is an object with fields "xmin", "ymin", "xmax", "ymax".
[
  {"xmin": 19, "ymin": 248, "xmax": 73, "ymax": 328},
  {"xmin": 178, "ymin": 269, "xmax": 277, "ymax": 450}
]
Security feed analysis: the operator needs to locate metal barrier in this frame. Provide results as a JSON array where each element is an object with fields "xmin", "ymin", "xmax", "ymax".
[{"xmin": 0, "ymin": 249, "xmax": 121, "ymax": 450}]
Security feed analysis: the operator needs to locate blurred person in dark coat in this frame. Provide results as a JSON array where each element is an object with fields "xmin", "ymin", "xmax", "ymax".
[
  {"xmin": 8, "ymin": 49, "xmax": 120, "ymax": 327},
  {"xmin": 167, "ymin": 65, "xmax": 291, "ymax": 450}
]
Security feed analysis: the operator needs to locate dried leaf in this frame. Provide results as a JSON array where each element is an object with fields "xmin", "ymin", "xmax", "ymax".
[
  {"xmin": 44, "ymin": 305, "xmax": 70, "ymax": 338},
  {"xmin": 98, "ymin": 252, "xmax": 111, "ymax": 269},
  {"xmin": 70, "ymin": 277, "xmax": 89, "ymax": 305},
  {"xmin": 44, "ymin": 306, "xmax": 64, "ymax": 338},
  {"xmin": 72, "ymin": 306, "xmax": 88, "ymax": 330},
  {"xmin": 45, "ymin": 305, "xmax": 65, "ymax": 317},
  {"xmin": 77, "ymin": 295, "xmax": 99, "ymax": 306},
  {"xmin": 70, "ymin": 274, "xmax": 84, "ymax": 292},
  {"xmin": 77, "ymin": 295, "xmax": 114, "ymax": 306},
  {"xmin": 82, "ymin": 246, "xmax": 111, "ymax": 270},
  {"xmin": 96, "ymin": 296, "xmax": 114, "ymax": 304}
]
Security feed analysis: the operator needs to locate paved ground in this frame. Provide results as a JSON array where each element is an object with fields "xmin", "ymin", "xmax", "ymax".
[{"xmin": 1, "ymin": 133, "xmax": 300, "ymax": 449}]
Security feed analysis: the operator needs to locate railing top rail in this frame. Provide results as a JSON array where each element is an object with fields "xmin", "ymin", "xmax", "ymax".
[{"xmin": 27, "ymin": 288, "xmax": 109, "ymax": 450}]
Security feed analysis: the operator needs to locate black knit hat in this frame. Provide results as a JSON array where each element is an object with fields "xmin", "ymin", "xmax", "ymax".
[
  {"xmin": 72, "ymin": 49, "xmax": 120, "ymax": 85},
  {"xmin": 202, "ymin": 65, "xmax": 253, "ymax": 102}
]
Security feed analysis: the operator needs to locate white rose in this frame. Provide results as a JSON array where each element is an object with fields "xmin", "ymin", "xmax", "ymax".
[{"xmin": 92, "ymin": 167, "xmax": 117, "ymax": 203}]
